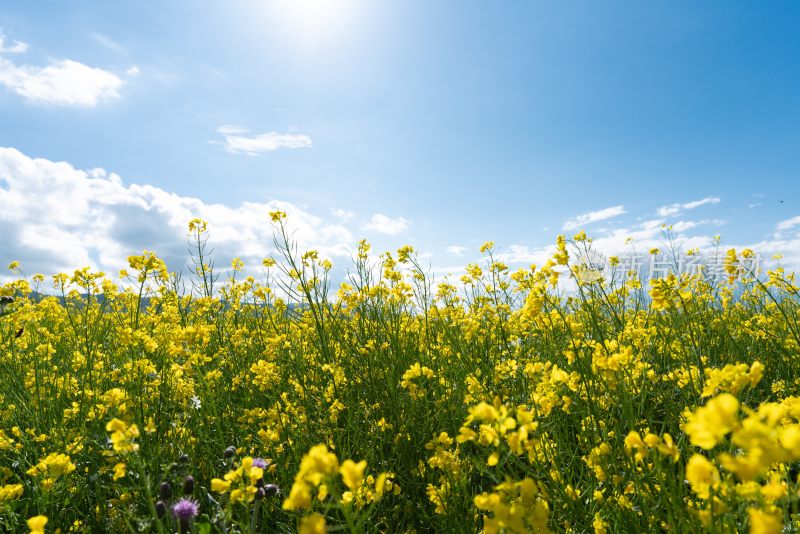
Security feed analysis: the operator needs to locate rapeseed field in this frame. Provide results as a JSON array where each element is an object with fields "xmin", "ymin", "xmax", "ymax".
[{"xmin": 1, "ymin": 212, "xmax": 799, "ymax": 533}]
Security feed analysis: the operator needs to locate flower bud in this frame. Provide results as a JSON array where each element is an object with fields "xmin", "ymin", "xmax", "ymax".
[
  {"xmin": 263, "ymin": 483, "xmax": 280, "ymax": 497},
  {"xmin": 159, "ymin": 481, "xmax": 173, "ymax": 500},
  {"xmin": 155, "ymin": 500, "xmax": 167, "ymax": 518},
  {"xmin": 223, "ymin": 446, "xmax": 236, "ymax": 459},
  {"xmin": 182, "ymin": 475, "xmax": 195, "ymax": 495}
]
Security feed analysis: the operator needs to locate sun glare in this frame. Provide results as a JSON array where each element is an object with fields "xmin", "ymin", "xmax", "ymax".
[{"xmin": 270, "ymin": 0, "xmax": 361, "ymax": 43}]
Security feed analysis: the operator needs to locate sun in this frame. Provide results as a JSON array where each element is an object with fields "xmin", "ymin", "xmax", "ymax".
[{"xmin": 270, "ymin": 0, "xmax": 361, "ymax": 42}]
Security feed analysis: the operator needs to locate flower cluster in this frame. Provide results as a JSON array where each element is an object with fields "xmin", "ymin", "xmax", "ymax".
[
  {"xmin": 106, "ymin": 418, "xmax": 140, "ymax": 454},
  {"xmin": 682, "ymin": 392, "xmax": 800, "ymax": 529},
  {"xmin": 282, "ymin": 444, "xmax": 397, "ymax": 530},
  {"xmin": 474, "ymin": 478, "xmax": 550, "ymax": 533},
  {"xmin": 26, "ymin": 453, "xmax": 76, "ymax": 490},
  {"xmin": 283, "ymin": 445, "xmax": 340, "ymax": 511},
  {"xmin": 211, "ymin": 456, "xmax": 269, "ymax": 504},
  {"xmin": 400, "ymin": 363, "xmax": 436, "ymax": 399}
]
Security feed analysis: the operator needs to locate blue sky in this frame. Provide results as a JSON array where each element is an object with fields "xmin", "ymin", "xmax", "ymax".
[{"xmin": 1, "ymin": 1, "xmax": 799, "ymax": 280}]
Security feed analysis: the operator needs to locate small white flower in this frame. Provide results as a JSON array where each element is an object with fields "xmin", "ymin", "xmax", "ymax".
[{"xmin": 190, "ymin": 396, "xmax": 201, "ymax": 410}]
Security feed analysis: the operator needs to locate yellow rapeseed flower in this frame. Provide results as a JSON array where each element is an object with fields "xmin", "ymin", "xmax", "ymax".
[
  {"xmin": 339, "ymin": 459, "xmax": 366, "ymax": 491},
  {"xmin": 683, "ymin": 394, "xmax": 739, "ymax": 450},
  {"xmin": 685, "ymin": 454, "xmax": 719, "ymax": 499},
  {"xmin": 298, "ymin": 513, "xmax": 326, "ymax": 534},
  {"xmin": 0, "ymin": 483, "xmax": 24, "ymax": 502},
  {"xmin": 113, "ymin": 462, "xmax": 126, "ymax": 481},
  {"xmin": 27, "ymin": 515, "xmax": 47, "ymax": 534},
  {"xmin": 748, "ymin": 507, "xmax": 782, "ymax": 534},
  {"xmin": 106, "ymin": 419, "xmax": 140, "ymax": 454},
  {"xmin": 269, "ymin": 210, "xmax": 287, "ymax": 222}
]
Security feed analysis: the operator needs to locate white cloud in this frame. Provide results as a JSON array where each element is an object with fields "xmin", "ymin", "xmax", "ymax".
[
  {"xmin": 495, "ymin": 244, "xmax": 551, "ymax": 265},
  {"xmin": 446, "ymin": 245, "xmax": 468, "ymax": 257},
  {"xmin": 0, "ymin": 146, "xmax": 354, "ymax": 279},
  {"xmin": 582, "ymin": 219, "xmax": 708, "ymax": 258},
  {"xmin": 0, "ymin": 35, "xmax": 28, "ymax": 54},
  {"xmin": 213, "ymin": 125, "xmax": 312, "ymax": 155},
  {"xmin": 544, "ymin": 216, "xmax": 800, "ymax": 278},
  {"xmin": 657, "ymin": 196, "xmax": 720, "ymax": 217},
  {"xmin": 126, "ymin": 66, "xmax": 140, "ymax": 77},
  {"xmin": 364, "ymin": 213, "xmax": 410, "ymax": 236},
  {"xmin": 777, "ymin": 215, "xmax": 800, "ymax": 232},
  {"xmin": 0, "ymin": 55, "xmax": 123, "ymax": 106},
  {"xmin": 563, "ymin": 205, "xmax": 625, "ymax": 231},
  {"xmin": 3, "ymin": 145, "xmax": 798, "ymax": 287},
  {"xmin": 668, "ymin": 219, "xmax": 725, "ymax": 233},
  {"xmin": 496, "ymin": 218, "xmax": 733, "ymax": 273},
  {"xmin": 331, "ymin": 208, "xmax": 354, "ymax": 220},
  {"xmin": 90, "ymin": 33, "xmax": 125, "ymax": 54}
]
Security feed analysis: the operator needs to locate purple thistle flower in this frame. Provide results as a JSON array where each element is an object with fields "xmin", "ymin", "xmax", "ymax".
[
  {"xmin": 252, "ymin": 457, "xmax": 268, "ymax": 469},
  {"xmin": 172, "ymin": 498, "xmax": 199, "ymax": 522}
]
